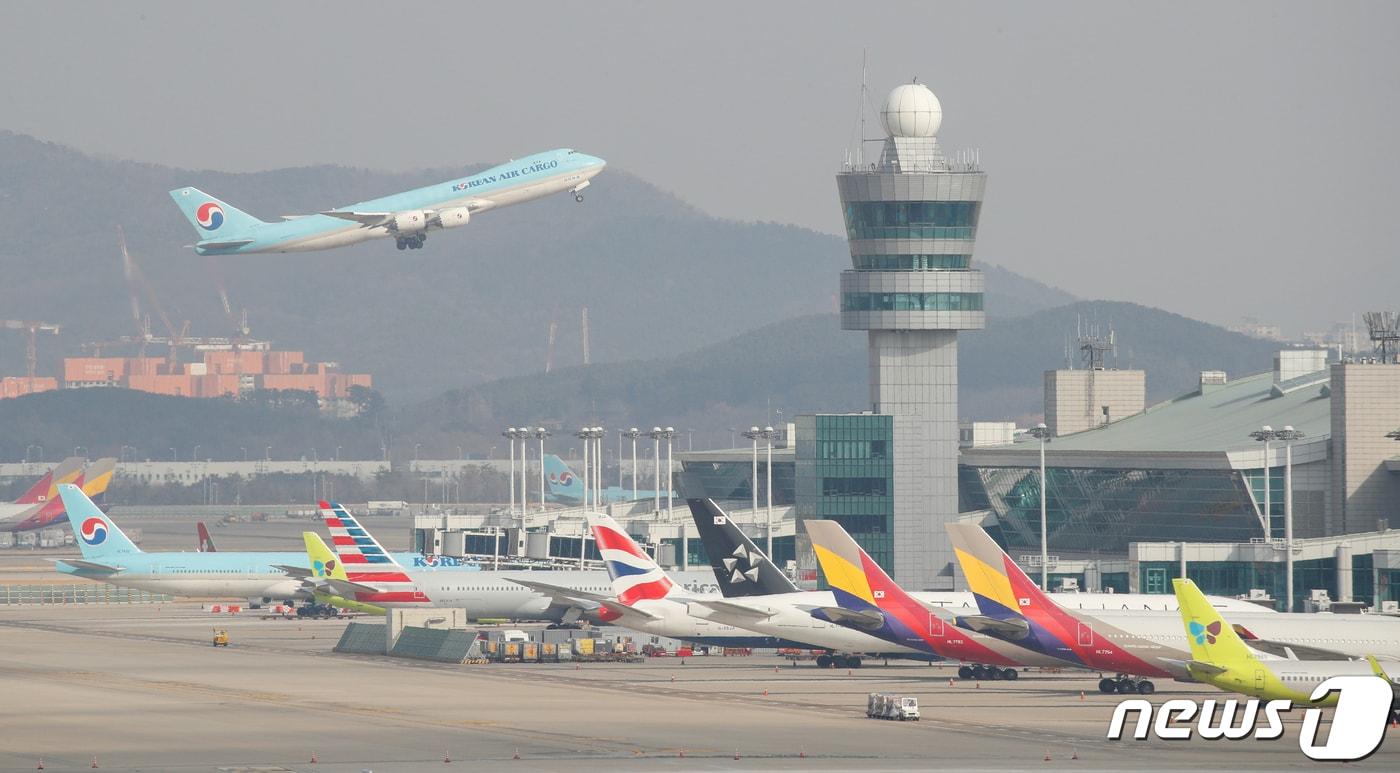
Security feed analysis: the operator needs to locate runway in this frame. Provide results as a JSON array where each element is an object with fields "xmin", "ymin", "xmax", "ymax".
[{"xmin": 2, "ymin": 603, "xmax": 1390, "ymax": 771}]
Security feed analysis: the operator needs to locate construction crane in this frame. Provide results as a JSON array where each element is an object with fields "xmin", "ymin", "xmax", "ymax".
[{"xmin": 1, "ymin": 320, "xmax": 61, "ymax": 380}]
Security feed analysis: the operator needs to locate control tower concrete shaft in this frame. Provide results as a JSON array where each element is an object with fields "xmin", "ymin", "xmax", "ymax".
[{"xmin": 836, "ymin": 82, "xmax": 986, "ymax": 589}]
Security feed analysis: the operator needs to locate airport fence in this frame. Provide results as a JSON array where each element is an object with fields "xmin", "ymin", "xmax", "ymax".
[{"xmin": 0, "ymin": 584, "xmax": 174, "ymax": 605}]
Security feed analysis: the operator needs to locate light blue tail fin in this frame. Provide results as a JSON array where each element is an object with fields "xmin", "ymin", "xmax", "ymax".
[
  {"xmin": 58, "ymin": 484, "xmax": 142, "ymax": 558},
  {"xmin": 543, "ymin": 454, "xmax": 585, "ymax": 503},
  {"xmin": 168, "ymin": 187, "xmax": 265, "ymax": 239}
]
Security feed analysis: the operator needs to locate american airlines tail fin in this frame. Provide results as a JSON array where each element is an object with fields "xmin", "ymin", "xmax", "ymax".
[
  {"xmin": 58, "ymin": 484, "xmax": 141, "ymax": 558},
  {"xmin": 543, "ymin": 454, "xmax": 584, "ymax": 502},
  {"xmin": 1173, "ymin": 578, "xmax": 1252, "ymax": 666},
  {"xmin": 686, "ymin": 498, "xmax": 798, "ymax": 597},
  {"xmin": 586, "ymin": 512, "xmax": 679, "ymax": 604},
  {"xmin": 168, "ymin": 187, "xmax": 266, "ymax": 240},
  {"xmin": 946, "ymin": 522, "xmax": 1047, "ymax": 622},
  {"xmin": 317, "ymin": 501, "xmax": 427, "ymax": 604}
]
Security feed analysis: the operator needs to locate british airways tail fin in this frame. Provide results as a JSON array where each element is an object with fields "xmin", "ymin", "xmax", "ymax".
[
  {"xmin": 586, "ymin": 512, "xmax": 679, "ymax": 604},
  {"xmin": 59, "ymin": 484, "xmax": 141, "ymax": 558},
  {"xmin": 169, "ymin": 187, "xmax": 266, "ymax": 240}
]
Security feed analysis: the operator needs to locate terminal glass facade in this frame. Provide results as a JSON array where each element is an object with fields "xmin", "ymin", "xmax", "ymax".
[
  {"xmin": 1241, "ymin": 467, "xmax": 1285, "ymax": 538},
  {"xmin": 796, "ymin": 415, "xmax": 895, "ymax": 576},
  {"xmin": 843, "ymin": 201, "xmax": 981, "ymax": 241},
  {"xmin": 676, "ymin": 459, "xmax": 794, "ymax": 506},
  {"xmin": 961, "ymin": 465, "xmax": 1264, "ymax": 555},
  {"xmin": 853, "ymin": 254, "xmax": 971, "ymax": 271}
]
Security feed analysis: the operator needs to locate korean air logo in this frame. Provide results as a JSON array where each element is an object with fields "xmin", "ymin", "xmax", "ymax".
[
  {"xmin": 558, "ymin": 472, "xmax": 575, "ymax": 486},
  {"xmin": 79, "ymin": 517, "xmax": 108, "ymax": 545},
  {"xmin": 196, "ymin": 202, "xmax": 224, "ymax": 230},
  {"xmin": 1189, "ymin": 620, "xmax": 1223, "ymax": 645}
]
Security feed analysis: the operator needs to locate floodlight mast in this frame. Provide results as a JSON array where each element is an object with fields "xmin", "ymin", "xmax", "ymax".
[{"xmin": 1026, "ymin": 423, "xmax": 1053, "ymax": 590}]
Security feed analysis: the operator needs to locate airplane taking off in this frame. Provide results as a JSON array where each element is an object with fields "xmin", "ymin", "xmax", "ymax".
[
  {"xmin": 544, "ymin": 454, "xmax": 661, "ymax": 506},
  {"xmin": 1174, "ymin": 578, "xmax": 1399, "ymax": 707},
  {"xmin": 170, "ymin": 149, "xmax": 605, "ymax": 255}
]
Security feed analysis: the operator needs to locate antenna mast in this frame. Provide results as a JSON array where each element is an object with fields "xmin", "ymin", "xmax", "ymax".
[{"xmin": 1362, "ymin": 311, "xmax": 1400, "ymax": 362}]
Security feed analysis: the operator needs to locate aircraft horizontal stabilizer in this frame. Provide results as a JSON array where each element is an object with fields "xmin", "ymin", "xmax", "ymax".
[
  {"xmin": 325, "ymin": 577, "xmax": 389, "ymax": 596},
  {"xmin": 687, "ymin": 599, "xmax": 778, "ymax": 620},
  {"xmin": 807, "ymin": 605, "xmax": 885, "ymax": 631},
  {"xmin": 195, "ymin": 239, "xmax": 256, "ymax": 250},
  {"xmin": 51, "ymin": 558, "xmax": 124, "ymax": 573},
  {"xmin": 955, "ymin": 614, "xmax": 1032, "ymax": 641},
  {"xmin": 1185, "ymin": 659, "xmax": 1230, "ymax": 676},
  {"xmin": 272, "ymin": 564, "xmax": 314, "ymax": 578}
]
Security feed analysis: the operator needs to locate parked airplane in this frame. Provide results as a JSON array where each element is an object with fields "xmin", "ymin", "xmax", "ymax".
[
  {"xmin": 1174, "ymin": 578, "xmax": 1399, "ymax": 705},
  {"xmin": 53, "ymin": 486, "xmax": 479, "ymax": 605},
  {"xmin": 7, "ymin": 457, "xmax": 117, "ymax": 532},
  {"xmin": 543, "ymin": 454, "xmax": 661, "ymax": 506},
  {"xmin": 196, "ymin": 522, "xmax": 217, "ymax": 552},
  {"xmin": 302, "ymin": 531, "xmax": 385, "ymax": 616},
  {"xmin": 316, "ymin": 501, "xmax": 716, "ymax": 623},
  {"xmin": 514, "ymin": 512, "xmax": 822, "ymax": 648},
  {"xmin": 947, "ymin": 522, "xmax": 1400, "ymax": 692},
  {"xmin": 0, "ymin": 456, "xmax": 84, "ymax": 527},
  {"xmin": 170, "ymin": 149, "xmax": 605, "ymax": 255}
]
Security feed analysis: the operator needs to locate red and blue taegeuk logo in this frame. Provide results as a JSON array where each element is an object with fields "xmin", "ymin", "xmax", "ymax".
[
  {"xmin": 79, "ymin": 517, "xmax": 108, "ymax": 545},
  {"xmin": 196, "ymin": 202, "xmax": 224, "ymax": 230}
]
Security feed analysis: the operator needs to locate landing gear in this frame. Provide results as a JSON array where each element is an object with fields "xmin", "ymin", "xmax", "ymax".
[
  {"xmin": 815, "ymin": 654, "xmax": 833, "ymax": 669},
  {"xmin": 1001, "ymin": 668, "xmax": 1018, "ymax": 680},
  {"xmin": 395, "ymin": 234, "xmax": 427, "ymax": 250},
  {"xmin": 1101, "ymin": 675, "xmax": 1154, "ymax": 694},
  {"xmin": 574, "ymin": 193, "xmax": 585, "ymax": 202},
  {"xmin": 958, "ymin": 665, "xmax": 974, "ymax": 680}
]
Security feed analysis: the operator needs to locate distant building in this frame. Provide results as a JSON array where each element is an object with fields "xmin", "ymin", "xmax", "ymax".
[
  {"xmin": 1043, "ymin": 368, "xmax": 1145, "ymax": 436},
  {"xmin": 61, "ymin": 349, "xmax": 371, "ymax": 401},
  {"xmin": 0, "ymin": 376, "xmax": 58, "ymax": 399},
  {"xmin": 1228, "ymin": 317, "xmax": 1285, "ymax": 341}
]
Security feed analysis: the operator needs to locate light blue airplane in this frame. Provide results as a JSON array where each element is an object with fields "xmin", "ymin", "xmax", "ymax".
[
  {"xmin": 544, "ymin": 454, "xmax": 662, "ymax": 506},
  {"xmin": 170, "ymin": 148, "xmax": 606, "ymax": 254},
  {"xmin": 53, "ymin": 484, "xmax": 478, "ymax": 605}
]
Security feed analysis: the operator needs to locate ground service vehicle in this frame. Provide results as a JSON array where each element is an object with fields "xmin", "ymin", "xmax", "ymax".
[{"xmin": 867, "ymin": 693, "xmax": 920, "ymax": 721}]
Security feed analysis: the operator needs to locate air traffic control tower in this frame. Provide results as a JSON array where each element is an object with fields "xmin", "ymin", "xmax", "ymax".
[{"xmin": 829, "ymin": 82, "xmax": 985, "ymax": 590}]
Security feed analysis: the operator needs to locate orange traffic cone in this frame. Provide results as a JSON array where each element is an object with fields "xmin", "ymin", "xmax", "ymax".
[
  {"xmin": 1071, "ymin": 748, "xmax": 1080, "ymax": 760},
  {"xmin": 1079, "ymin": 690, "xmax": 1085, "ymax": 701},
  {"xmin": 1043, "ymin": 750, "xmax": 1052, "ymax": 762},
  {"xmin": 310, "ymin": 752, "xmax": 318, "ymax": 764},
  {"xmin": 948, "ymin": 678, "xmax": 954, "ymax": 687},
  {"xmin": 512, "ymin": 748, "xmax": 520, "ymax": 760},
  {"xmin": 799, "ymin": 748, "xmax": 807, "ymax": 758},
  {"xmin": 670, "ymin": 674, "xmax": 675, "ymax": 682},
  {"xmin": 734, "ymin": 749, "xmax": 741, "ymax": 760},
  {"xmin": 774, "ymin": 666, "xmax": 779, "ymax": 673},
  {"xmin": 975, "ymin": 681, "xmax": 981, "ymax": 689},
  {"xmin": 91, "ymin": 757, "xmax": 99, "ymax": 769},
  {"xmin": 36, "ymin": 759, "xmax": 43, "ymax": 770},
  {"xmin": 444, "ymin": 751, "xmax": 452, "ymax": 763},
  {"xmin": 847, "ymin": 669, "xmax": 852, "ymax": 676},
  {"xmin": 678, "ymin": 749, "xmax": 685, "ymax": 758}
]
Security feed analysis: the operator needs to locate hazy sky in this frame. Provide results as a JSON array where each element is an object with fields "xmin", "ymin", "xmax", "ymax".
[{"xmin": 5, "ymin": 1, "xmax": 1397, "ymax": 334}]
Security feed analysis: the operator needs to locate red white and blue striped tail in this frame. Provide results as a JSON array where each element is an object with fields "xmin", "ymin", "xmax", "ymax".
[
  {"xmin": 586, "ymin": 512, "xmax": 676, "ymax": 605},
  {"xmin": 318, "ymin": 500, "xmax": 429, "ymax": 604}
]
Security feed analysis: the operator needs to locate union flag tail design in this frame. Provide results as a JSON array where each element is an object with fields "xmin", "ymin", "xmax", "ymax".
[
  {"xmin": 586, "ymin": 513, "xmax": 676, "ymax": 605},
  {"xmin": 318, "ymin": 501, "xmax": 427, "ymax": 604}
]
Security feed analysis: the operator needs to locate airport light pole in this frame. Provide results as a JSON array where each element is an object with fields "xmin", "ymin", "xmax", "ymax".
[
  {"xmin": 1027, "ymin": 423, "xmax": 1053, "ymax": 591},
  {"xmin": 618, "ymin": 430, "xmax": 625, "ymax": 489},
  {"xmin": 192, "ymin": 445, "xmax": 200, "ymax": 462},
  {"xmin": 503, "ymin": 428, "xmax": 519, "ymax": 517},
  {"xmin": 1275, "ymin": 425, "xmax": 1305, "ymax": 613},
  {"xmin": 1249, "ymin": 426, "xmax": 1277, "ymax": 604},
  {"xmin": 649, "ymin": 427, "xmax": 665, "ymax": 513},
  {"xmin": 121, "ymin": 445, "xmax": 137, "ymax": 464},
  {"xmin": 534, "ymin": 428, "xmax": 550, "ymax": 513},
  {"xmin": 74, "ymin": 445, "xmax": 87, "ymax": 460},
  {"xmin": 519, "ymin": 428, "xmax": 529, "ymax": 514},
  {"xmin": 762, "ymin": 426, "xmax": 777, "ymax": 557},
  {"xmin": 742, "ymin": 426, "xmax": 762, "ymax": 522},
  {"xmin": 595, "ymin": 427, "xmax": 605, "ymax": 510},
  {"xmin": 661, "ymin": 427, "xmax": 676, "ymax": 521},
  {"xmin": 239, "ymin": 447, "xmax": 247, "ymax": 462},
  {"xmin": 623, "ymin": 428, "xmax": 642, "ymax": 501},
  {"xmin": 265, "ymin": 445, "xmax": 272, "ymax": 461},
  {"xmin": 576, "ymin": 428, "xmax": 592, "ymax": 511}
]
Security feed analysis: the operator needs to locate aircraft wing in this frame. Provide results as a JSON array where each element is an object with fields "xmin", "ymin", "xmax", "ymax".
[
  {"xmin": 195, "ymin": 239, "xmax": 256, "ymax": 250},
  {"xmin": 805, "ymin": 605, "xmax": 885, "ymax": 631},
  {"xmin": 272, "ymin": 564, "xmax": 314, "ymax": 579},
  {"xmin": 324, "ymin": 577, "xmax": 391, "ymax": 597},
  {"xmin": 509, "ymin": 579, "xmax": 660, "ymax": 621},
  {"xmin": 51, "ymin": 558, "xmax": 124, "ymax": 574},
  {"xmin": 320, "ymin": 210, "xmax": 393, "ymax": 228},
  {"xmin": 688, "ymin": 599, "xmax": 778, "ymax": 620},
  {"xmin": 954, "ymin": 614, "xmax": 1032, "ymax": 641}
]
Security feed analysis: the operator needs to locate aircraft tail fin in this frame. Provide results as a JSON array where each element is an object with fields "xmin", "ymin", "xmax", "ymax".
[
  {"xmin": 168, "ymin": 187, "xmax": 266, "ymax": 240},
  {"xmin": 687, "ymin": 498, "xmax": 798, "ymax": 597},
  {"xmin": 1173, "ymin": 578, "xmax": 1252, "ymax": 666},
  {"xmin": 804, "ymin": 519, "xmax": 918, "ymax": 614},
  {"xmin": 20, "ymin": 456, "xmax": 85, "ymax": 505},
  {"xmin": 543, "ymin": 454, "xmax": 584, "ymax": 501},
  {"xmin": 80, "ymin": 458, "xmax": 118, "ymax": 501},
  {"xmin": 58, "ymin": 484, "xmax": 141, "ymax": 558},
  {"xmin": 304, "ymin": 531, "xmax": 349, "ymax": 581},
  {"xmin": 946, "ymin": 522, "xmax": 1047, "ymax": 622},
  {"xmin": 586, "ymin": 512, "xmax": 679, "ymax": 603},
  {"xmin": 317, "ymin": 501, "xmax": 428, "ymax": 604},
  {"xmin": 197, "ymin": 522, "xmax": 217, "ymax": 552}
]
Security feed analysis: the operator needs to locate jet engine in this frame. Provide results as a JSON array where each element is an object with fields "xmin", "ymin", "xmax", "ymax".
[
  {"xmin": 435, "ymin": 207, "xmax": 470, "ymax": 229},
  {"xmin": 392, "ymin": 210, "xmax": 428, "ymax": 233}
]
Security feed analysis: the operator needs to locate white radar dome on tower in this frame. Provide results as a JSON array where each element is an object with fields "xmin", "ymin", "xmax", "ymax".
[{"xmin": 880, "ymin": 83, "xmax": 942, "ymax": 138}]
